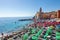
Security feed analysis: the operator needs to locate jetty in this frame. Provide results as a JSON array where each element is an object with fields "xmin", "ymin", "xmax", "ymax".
[{"xmin": 18, "ymin": 19, "xmax": 32, "ymax": 21}]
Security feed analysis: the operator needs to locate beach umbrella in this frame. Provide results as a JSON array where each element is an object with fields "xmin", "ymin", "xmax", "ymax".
[
  {"xmin": 31, "ymin": 28, "xmax": 44, "ymax": 40},
  {"xmin": 56, "ymin": 24, "xmax": 60, "ymax": 29},
  {"xmin": 50, "ymin": 26, "xmax": 54, "ymax": 29},
  {"xmin": 43, "ymin": 23, "xmax": 46, "ymax": 27},
  {"xmin": 43, "ymin": 38, "xmax": 47, "ymax": 40},
  {"xmin": 51, "ymin": 22, "xmax": 56, "ymax": 25},
  {"xmin": 44, "ymin": 27, "xmax": 52, "ymax": 38},
  {"xmin": 55, "ymin": 22, "xmax": 58, "ymax": 25},
  {"xmin": 51, "ymin": 22, "xmax": 56, "ymax": 26},
  {"xmin": 37, "ymin": 22, "xmax": 42, "ymax": 27},
  {"xmin": 56, "ymin": 31, "xmax": 60, "ymax": 40},
  {"xmin": 49, "ymin": 22, "xmax": 53, "ymax": 25},
  {"xmin": 31, "ymin": 28, "xmax": 36, "ymax": 34},
  {"xmin": 56, "ymin": 36, "xmax": 60, "ymax": 39},
  {"xmin": 29, "ymin": 28, "xmax": 33, "ymax": 34},
  {"xmin": 23, "ymin": 33, "xmax": 28, "ymax": 40},
  {"xmin": 32, "ymin": 36, "xmax": 38, "ymax": 40},
  {"xmin": 56, "ymin": 32, "xmax": 60, "ymax": 36},
  {"xmin": 35, "ymin": 28, "xmax": 43, "ymax": 37},
  {"xmin": 56, "ymin": 22, "xmax": 60, "ymax": 25}
]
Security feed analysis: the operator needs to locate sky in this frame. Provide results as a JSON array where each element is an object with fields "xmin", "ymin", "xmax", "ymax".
[{"xmin": 0, "ymin": 0, "xmax": 60, "ymax": 17}]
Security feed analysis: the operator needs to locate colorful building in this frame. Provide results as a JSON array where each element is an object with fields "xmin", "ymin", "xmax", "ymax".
[
  {"xmin": 57, "ymin": 10, "xmax": 60, "ymax": 18},
  {"xmin": 35, "ymin": 7, "xmax": 60, "ymax": 19}
]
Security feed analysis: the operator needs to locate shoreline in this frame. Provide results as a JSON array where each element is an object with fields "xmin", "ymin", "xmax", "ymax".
[
  {"xmin": 0, "ymin": 22, "xmax": 33, "ymax": 38},
  {"xmin": 0, "ymin": 19, "xmax": 60, "ymax": 40}
]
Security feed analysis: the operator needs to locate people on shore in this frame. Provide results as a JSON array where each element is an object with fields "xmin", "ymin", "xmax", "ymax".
[{"xmin": 0, "ymin": 19, "xmax": 60, "ymax": 40}]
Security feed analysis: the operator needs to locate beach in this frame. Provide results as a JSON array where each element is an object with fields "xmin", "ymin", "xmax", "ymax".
[
  {"xmin": 0, "ymin": 17, "xmax": 33, "ymax": 37},
  {"xmin": 0, "ymin": 17, "xmax": 60, "ymax": 40},
  {"xmin": 0, "ymin": 18, "xmax": 59, "ymax": 40}
]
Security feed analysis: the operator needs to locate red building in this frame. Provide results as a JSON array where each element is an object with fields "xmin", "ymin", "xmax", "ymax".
[{"xmin": 57, "ymin": 10, "xmax": 60, "ymax": 18}]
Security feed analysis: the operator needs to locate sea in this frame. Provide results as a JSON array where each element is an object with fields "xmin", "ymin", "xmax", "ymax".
[{"xmin": 0, "ymin": 17, "xmax": 33, "ymax": 34}]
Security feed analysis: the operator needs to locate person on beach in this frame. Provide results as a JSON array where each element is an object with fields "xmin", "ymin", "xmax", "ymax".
[{"xmin": 1, "ymin": 33, "xmax": 4, "ymax": 40}]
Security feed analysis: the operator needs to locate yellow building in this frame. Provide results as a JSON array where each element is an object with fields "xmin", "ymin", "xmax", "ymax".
[
  {"xmin": 35, "ymin": 12, "xmax": 40, "ymax": 19},
  {"xmin": 35, "ymin": 7, "xmax": 42, "ymax": 19}
]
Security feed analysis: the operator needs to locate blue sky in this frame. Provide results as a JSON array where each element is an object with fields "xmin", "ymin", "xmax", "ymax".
[{"xmin": 0, "ymin": 0, "xmax": 60, "ymax": 17}]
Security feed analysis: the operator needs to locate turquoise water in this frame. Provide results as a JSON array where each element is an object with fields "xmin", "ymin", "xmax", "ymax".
[{"xmin": 0, "ymin": 17, "xmax": 32, "ymax": 33}]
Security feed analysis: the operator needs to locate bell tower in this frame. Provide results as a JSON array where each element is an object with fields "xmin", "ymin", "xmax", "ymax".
[{"xmin": 40, "ymin": 7, "xmax": 42, "ymax": 13}]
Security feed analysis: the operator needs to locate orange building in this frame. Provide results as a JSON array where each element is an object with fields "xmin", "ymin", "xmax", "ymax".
[
  {"xmin": 35, "ymin": 7, "xmax": 60, "ymax": 19},
  {"xmin": 42, "ymin": 14, "xmax": 48, "ymax": 19}
]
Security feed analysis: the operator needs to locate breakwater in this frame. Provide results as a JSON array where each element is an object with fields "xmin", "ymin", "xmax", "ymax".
[{"xmin": 18, "ymin": 19, "xmax": 32, "ymax": 21}]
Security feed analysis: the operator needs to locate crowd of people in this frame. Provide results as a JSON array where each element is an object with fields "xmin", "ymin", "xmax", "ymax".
[{"xmin": 0, "ymin": 18, "xmax": 60, "ymax": 40}]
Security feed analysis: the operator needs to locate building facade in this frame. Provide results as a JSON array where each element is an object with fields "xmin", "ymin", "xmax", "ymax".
[{"xmin": 35, "ymin": 8, "xmax": 60, "ymax": 19}]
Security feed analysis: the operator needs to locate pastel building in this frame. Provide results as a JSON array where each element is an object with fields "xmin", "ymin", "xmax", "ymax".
[{"xmin": 35, "ymin": 7, "xmax": 60, "ymax": 19}]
